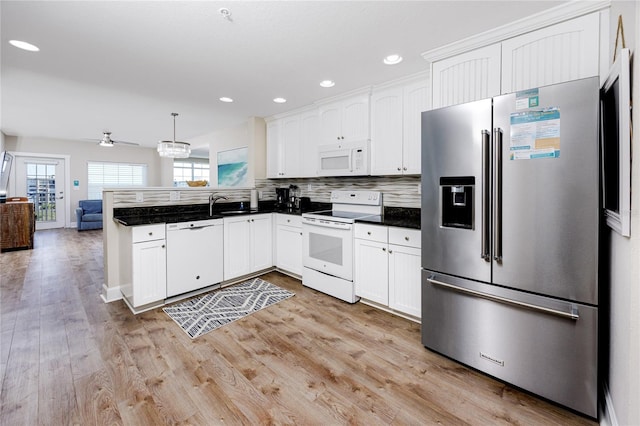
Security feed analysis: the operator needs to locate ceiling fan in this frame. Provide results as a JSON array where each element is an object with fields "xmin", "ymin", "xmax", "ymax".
[{"xmin": 91, "ymin": 131, "xmax": 140, "ymax": 147}]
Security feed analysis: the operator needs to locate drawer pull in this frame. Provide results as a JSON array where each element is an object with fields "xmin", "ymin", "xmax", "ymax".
[
  {"xmin": 405, "ymin": 236, "xmax": 409, "ymax": 241},
  {"xmin": 148, "ymin": 232, "xmax": 153, "ymax": 236},
  {"xmin": 367, "ymin": 231, "xmax": 371, "ymax": 235},
  {"xmin": 427, "ymin": 277, "xmax": 579, "ymax": 320}
]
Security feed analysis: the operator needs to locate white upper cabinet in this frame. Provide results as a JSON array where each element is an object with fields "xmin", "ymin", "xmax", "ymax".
[
  {"xmin": 370, "ymin": 76, "xmax": 428, "ymax": 175},
  {"xmin": 371, "ymin": 87, "xmax": 403, "ymax": 175},
  {"xmin": 402, "ymin": 80, "xmax": 429, "ymax": 174},
  {"xmin": 266, "ymin": 108, "xmax": 319, "ymax": 178},
  {"xmin": 431, "ymin": 43, "xmax": 502, "ymax": 109},
  {"xmin": 431, "ymin": 11, "xmax": 602, "ymax": 109},
  {"xmin": 281, "ymin": 114, "xmax": 302, "ymax": 177},
  {"xmin": 501, "ymin": 12, "xmax": 600, "ymax": 93},
  {"xmin": 299, "ymin": 111, "xmax": 319, "ymax": 177},
  {"xmin": 318, "ymin": 93, "xmax": 370, "ymax": 145},
  {"xmin": 266, "ymin": 120, "xmax": 281, "ymax": 178}
]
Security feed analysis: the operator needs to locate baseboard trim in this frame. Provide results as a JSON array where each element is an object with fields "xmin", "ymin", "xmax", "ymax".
[
  {"xmin": 101, "ymin": 283, "xmax": 122, "ymax": 303},
  {"xmin": 601, "ymin": 384, "xmax": 619, "ymax": 426}
]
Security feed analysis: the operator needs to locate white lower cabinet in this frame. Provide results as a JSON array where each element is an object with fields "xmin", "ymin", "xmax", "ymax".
[
  {"xmin": 223, "ymin": 214, "xmax": 273, "ymax": 281},
  {"xmin": 355, "ymin": 224, "xmax": 421, "ymax": 318},
  {"xmin": 275, "ymin": 214, "xmax": 302, "ymax": 276},
  {"xmin": 120, "ymin": 223, "xmax": 167, "ymax": 311},
  {"xmin": 388, "ymin": 241, "xmax": 421, "ymax": 317},
  {"xmin": 354, "ymin": 225, "xmax": 389, "ymax": 304}
]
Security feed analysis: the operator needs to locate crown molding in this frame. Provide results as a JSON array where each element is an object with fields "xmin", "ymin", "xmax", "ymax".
[
  {"xmin": 313, "ymin": 85, "xmax": 373, "ymax": 107},
  {"xmin": 421, "ymin": 0, "xmax": 611, "ymax": 65},
  {"xmin": 372, "ymin": 70, "xmax": 431, "ymax": 92}
]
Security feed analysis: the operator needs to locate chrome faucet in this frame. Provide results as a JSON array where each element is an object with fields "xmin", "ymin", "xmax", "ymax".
[{"xmin": 209, "ymin": 194, "xmax": 228, "ymax": 216}]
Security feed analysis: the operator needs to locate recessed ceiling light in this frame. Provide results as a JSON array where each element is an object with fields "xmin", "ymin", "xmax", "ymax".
[
  {"xmin": 383, "ymin": 54, "xmax": 403, "ymax": 65},
  {"xmin": 219, "ymin": 8, "xmax": 232, "ymax": 21},
  {"xmin": 9, "ymin": 40, "xmax": 40, "ymax": 52},
  {"xmin": 320, "ymin": 80, "xmax": 335, "ymax": 88},
  {"xmin": 219, "ymin": 97, "xmax": 234, "ymax": 103},
  {"xmin": 273, "ymin": 98, "xmax": 287, "ymax": 104}
]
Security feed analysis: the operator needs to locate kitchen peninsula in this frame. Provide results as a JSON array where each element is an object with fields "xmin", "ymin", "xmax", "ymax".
[{"xmin": 102, "ymin": 186, "xmax": 420, "ymax": 316}]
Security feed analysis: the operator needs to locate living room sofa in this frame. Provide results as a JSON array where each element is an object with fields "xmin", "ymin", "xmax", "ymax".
[{"xmin": 76, "ymin": 199, "xmax": 103, "ymax": 231}]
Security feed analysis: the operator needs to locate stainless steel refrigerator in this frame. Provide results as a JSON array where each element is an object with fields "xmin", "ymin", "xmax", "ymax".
[{"xmin": 421, "ymin": 77, "xmax": 599, "ymax": 418}]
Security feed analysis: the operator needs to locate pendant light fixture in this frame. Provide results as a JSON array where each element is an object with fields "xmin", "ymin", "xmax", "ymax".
[{"xmin": 157, "ymin": 113, "xmax": 191, "ymax": 158}]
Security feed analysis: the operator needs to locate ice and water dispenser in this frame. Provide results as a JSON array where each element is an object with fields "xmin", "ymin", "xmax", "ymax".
[{"xmin": 440, "ymin": 177, "xmax": 474, "ymax": 229}]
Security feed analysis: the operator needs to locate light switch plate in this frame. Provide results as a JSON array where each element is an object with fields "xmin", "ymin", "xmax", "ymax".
[{"xmin": 135, "ymin": 192, "xmax": 143, "ymax": 202}]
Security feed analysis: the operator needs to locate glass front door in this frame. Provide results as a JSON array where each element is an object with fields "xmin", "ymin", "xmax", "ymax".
[{"xmin": 14, "ymin": 157, "xmax": 66, "ymax": 230}]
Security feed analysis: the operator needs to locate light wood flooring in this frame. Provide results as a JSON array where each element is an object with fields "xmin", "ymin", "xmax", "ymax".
[{"xmin": 1, "ymin": 228, "xmax": 596, "ymax": 425}]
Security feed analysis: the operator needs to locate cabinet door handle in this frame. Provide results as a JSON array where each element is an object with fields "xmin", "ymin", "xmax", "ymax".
[
  {"xmin": 161, "ymin": 244, "xmax": 165, "ymax": 248},
  {"xmin": 397, "ymin": 167, "xmax": 401, "ymax": 171},
  {"xmin": 403, "ymin": 167, "xmax": 407, "ymax": 171},
  {"xmin": 367, "ymin": 231, "xmax": 371, "ymax": 235},
  {"xmin": 405, "ymin": 236, "xmax": 409, "ymax": 241},
  {"xmin": 389, "ymin": 250, "xmax": 393, "ymax": 254},
  {"xmin": 382, "ymin": 247, "xmax": 386, "ymax": 252}
]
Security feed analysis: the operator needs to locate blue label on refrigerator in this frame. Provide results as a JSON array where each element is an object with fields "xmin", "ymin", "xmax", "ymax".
[{"xmin": 509, "ymin": 108, "xmax": 561, "ymax": 160}]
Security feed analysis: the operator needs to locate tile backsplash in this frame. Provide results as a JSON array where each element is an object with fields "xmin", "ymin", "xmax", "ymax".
[
  {"xmin": 111, "ymin": 175, "xmax": 421, "ymax": 208},
  {"xmin": 256, "ymin": 176, "xmax": 421, "ymax": 208}
]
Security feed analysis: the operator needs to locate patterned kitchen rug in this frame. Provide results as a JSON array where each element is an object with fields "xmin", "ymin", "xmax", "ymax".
[{"xmin": 163, "ymin": 277, "xmax": 295, "ymax": 339}]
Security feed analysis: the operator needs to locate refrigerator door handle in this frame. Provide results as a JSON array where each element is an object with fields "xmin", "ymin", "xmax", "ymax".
[
  {"xmin": 481, "ymin": 130, "xmax": 491, "ymax": 261},
  {"xmin": 427, "ymin": 277, "xmax": 580, "ymax": 320},
  {"xmin": 493, "ymin": 128, "xmax": 503, "ymax": 262}
]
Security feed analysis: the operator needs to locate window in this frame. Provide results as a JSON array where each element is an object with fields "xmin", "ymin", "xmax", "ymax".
[
  {"xmin": 173, "ymin": 159, "xmax": 209, "ymax": 187},
  {"xmin": 88, "ymin": 161, "xmax": 147, "ymax": 199}
]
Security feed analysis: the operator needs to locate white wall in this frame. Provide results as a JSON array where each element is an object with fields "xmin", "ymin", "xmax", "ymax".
[
  {"xmin": 604, "ymin": 2, "xmax": 640, "ymax": 425},
  {"xmin": 189, "ymin": 116, "xmax": 266, "ymax": 188},
  {"xmin": 4, "ymin": 135, "xmax": 164, "ymax": 224}
]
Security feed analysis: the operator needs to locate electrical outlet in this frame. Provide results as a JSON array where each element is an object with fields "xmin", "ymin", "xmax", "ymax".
[
  {"xmin": 417, "ymin": 182, "xmax": 421, "ymax": 195},
  {"xmin": 135, "ymin": 192, "xmax": 143, "ymax": 202},
  {"xmin": 170, "ymin": 191, "xmax": 180, "ymax": 201},
  {"xmin": 307, "ymin": 183, "xmax": 312, "ymax": 191},
  {"xmin": 259, "ymin": 191, "xmax": 263, "ymax": 198}
]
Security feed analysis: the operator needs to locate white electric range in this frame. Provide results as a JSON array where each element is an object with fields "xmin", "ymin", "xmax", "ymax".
[{"xmin": 301, "ymin": 190, "xmax": 382, "ymax": 303}]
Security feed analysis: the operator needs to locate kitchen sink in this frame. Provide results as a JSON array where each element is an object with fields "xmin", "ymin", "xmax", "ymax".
[{"xmin": 218, "ymin": 210, "xmax": 251, "ymax": 215}]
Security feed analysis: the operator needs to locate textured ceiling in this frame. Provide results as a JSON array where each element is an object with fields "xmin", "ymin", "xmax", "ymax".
[{"xmin": 1, "ymin": 1, "xmax": 566, "ymax": 153}]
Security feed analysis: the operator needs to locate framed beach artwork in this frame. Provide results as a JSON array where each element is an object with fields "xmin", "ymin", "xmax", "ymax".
[{"xmin": 217, "ymin": 147, "xmax": 248, "ymax": 187}]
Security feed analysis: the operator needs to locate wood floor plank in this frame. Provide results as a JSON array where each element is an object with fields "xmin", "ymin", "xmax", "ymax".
[
  {"xmin": 0, "ymin": 229, "xmax": 596, "ymax": 425},
  {"xmin": 70, "ymin": 368, "xmax": 123, "ymax": 426}
]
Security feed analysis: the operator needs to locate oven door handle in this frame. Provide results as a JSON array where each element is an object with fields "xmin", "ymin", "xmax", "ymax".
[{"xmin": 302, "ymin": 217, "xmax": 352, "ymax": 230}]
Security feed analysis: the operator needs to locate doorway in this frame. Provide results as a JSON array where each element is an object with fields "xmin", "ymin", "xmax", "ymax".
[{"xmin": 13, "ymin": 155, "xmax": 69, "ymax": 230}]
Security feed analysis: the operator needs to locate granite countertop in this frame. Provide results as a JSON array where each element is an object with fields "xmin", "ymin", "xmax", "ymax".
[
  {"xmin": 355, "ymin": 206, "xmax": 421, "ymax": 230},
  {"xmin": 113, "ymin": 200, "xmax": 332, "ymax": 226}
]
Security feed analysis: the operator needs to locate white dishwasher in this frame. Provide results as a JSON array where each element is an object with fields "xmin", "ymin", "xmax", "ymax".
[{"xmin": 166, "ymin": 218, "xmax": 223, "ymax": 297}]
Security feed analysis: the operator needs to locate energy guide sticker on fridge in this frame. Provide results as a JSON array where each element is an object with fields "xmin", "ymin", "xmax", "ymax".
[{"xmin": 509, "ymin": 108, "xmax": 561, "ymax": 160}]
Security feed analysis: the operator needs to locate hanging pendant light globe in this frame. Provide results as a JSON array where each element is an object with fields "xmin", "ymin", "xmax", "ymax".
[{"xmin": 157, "ymin": 113, "xmax": 191, "ymax": 158}]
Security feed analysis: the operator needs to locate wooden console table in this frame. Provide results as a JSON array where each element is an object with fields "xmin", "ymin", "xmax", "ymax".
[{"xmin": 0, "ymin": 202, "xmax": 35, "ymax": 252}]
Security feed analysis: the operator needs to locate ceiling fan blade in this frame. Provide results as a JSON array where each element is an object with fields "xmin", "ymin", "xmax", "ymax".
[
  {"xmin": 84, "ymin": 132, "xmax": 140, "ymax": 146},
  {"xmin": 111, "ymin": 140, "xmax": 140, "ymax": 146}
]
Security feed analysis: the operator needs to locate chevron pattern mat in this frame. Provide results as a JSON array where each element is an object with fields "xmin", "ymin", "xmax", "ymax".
[{"xmin": 163, "ymin": 278, "xmax": 295, "ymax": 339}]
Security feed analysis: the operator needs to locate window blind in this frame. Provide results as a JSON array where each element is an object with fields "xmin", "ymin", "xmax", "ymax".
[{"xmin": 87, "ymin": 161, "xmax": 147, "ymax": 199}]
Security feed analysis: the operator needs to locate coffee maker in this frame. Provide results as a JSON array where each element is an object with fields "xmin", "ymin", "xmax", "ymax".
[{"xmin": 275, "ymin": 187, "xmax": 289, "ymax": 210}]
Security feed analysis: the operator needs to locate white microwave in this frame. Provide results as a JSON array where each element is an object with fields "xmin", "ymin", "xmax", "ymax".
[{"xmin": 317, "ymin": 141, "xmax": 370, "ymax": 176}]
